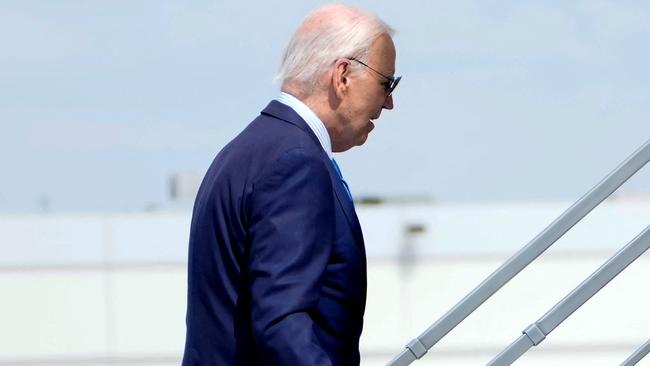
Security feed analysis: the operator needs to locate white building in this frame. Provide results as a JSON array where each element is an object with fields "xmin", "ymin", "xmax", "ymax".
[{"xmin": 0, "ymin": 197, "xmax": 648, "ymax": 365}]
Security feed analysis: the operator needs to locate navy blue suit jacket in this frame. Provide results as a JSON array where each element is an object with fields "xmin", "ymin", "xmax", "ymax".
[{"xmin": 182, "ymin": 101, "xmax": 367, "ymax": 365}]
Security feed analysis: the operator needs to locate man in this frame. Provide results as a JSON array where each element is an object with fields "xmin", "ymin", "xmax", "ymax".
[{"xmin": 182, "ymin": 4, "xmax": 399, "ymax": 365}]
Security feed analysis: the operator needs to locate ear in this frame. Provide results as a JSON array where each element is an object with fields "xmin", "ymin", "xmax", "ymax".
[{"xmin": 331, "ymin": 58, "xmax": 352, "ymax": 99}]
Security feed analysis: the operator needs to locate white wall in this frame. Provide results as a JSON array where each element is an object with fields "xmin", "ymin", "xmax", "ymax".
[{"xmin": 0, "ymin": 200, "xmax": 648, "ymax": 365}]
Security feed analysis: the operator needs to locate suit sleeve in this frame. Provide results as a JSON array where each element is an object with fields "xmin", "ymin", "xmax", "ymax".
[{"xmin": 247, "ymin": 147, "xmax": 335, "ymax": 366}]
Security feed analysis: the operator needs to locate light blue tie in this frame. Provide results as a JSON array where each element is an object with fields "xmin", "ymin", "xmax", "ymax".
[{"xmin": 331, "ymin": 159, "xmax": 353, "ymax": 201}]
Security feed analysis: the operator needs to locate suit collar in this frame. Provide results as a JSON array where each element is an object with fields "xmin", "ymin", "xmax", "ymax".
[
  {"xmin": 262, "ymin": 100, "xmax": 365, "ymax": 249},
  {"xmin": 261, "ymin": 100, "xmax": 321, "ymax": 147},
  {"xmin": 275, "ymin": 92, "xmax": 333, "ymax": 159}
]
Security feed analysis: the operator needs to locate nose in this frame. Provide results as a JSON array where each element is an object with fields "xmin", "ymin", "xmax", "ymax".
[{"xmin": 383, "ymin": 94, "xmax": 394, "ymax": 110}]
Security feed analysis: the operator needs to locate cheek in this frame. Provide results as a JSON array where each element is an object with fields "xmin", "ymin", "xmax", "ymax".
[
  {"xmin": 366, "ymin": 91, "xmax": 385, "ymax": 112},
  {"xmin": 344, "ymin": 89, "xmax": 381, "ymax": 123},
  {"xmin": 354, "ymin": 95, "xmax": 376, "ymax": 117},
  {"xmin": 342, "ymin": 100, "xmax": 364, "ymax": 122}
]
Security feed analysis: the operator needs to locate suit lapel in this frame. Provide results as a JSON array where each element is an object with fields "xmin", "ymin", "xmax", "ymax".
[
  {"xmin": 330, "ymin": 171, "xmax": 365, "ymax": 249},
  {"xmin": 261, "ymin": 101, "xmax": 365, "ymax": 249}
]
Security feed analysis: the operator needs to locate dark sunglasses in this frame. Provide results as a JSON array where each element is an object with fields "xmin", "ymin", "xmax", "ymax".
[{"xmin": 349, "ymin": 58, "xmax": 401, "ymax": 96}]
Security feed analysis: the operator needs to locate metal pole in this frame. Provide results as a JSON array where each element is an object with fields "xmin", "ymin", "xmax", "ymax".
[
  {"xmin": 621, "ymin": 339, "xmax": 650, "ymax": 366},
  {"xmin": 387, "ymin": 139, "xmax": 650, "ymax": 366},
  {"xmin": 487, "ymin": 226, "xmax": 650, "ymax": 366}
]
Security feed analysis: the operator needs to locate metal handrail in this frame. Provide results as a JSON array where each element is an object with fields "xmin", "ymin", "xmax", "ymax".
[
  {"xmin": 621, "ymin": 339, "xmax": 650, "ymax": 366},
  {"xmin": 387, "ymin": 139, "xmax": 650, "ymax": 366},
  {"xmin": 487, "ymin": 227, "xmax": 650, "ymax": 365}
]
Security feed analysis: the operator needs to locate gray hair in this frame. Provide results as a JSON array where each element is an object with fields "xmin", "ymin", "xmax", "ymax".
[{"xmin": 276, "ymin": 4, "xmax": 394, "ymax": 94}]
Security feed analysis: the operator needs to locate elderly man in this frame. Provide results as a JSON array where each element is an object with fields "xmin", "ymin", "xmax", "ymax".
[{"xmin": 182, "ymin": 4, "xmax": 399, "ymax": 365}]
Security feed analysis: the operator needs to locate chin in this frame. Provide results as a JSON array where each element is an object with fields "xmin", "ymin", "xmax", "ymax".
[{"xmin": 356, "ymin": 135, "xmax": 369, "ymax": 146}]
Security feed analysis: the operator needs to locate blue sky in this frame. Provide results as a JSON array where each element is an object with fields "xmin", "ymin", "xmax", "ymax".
[{"xmin": 1, "ymin": 1, "xmax": 649, "ymax": 212}]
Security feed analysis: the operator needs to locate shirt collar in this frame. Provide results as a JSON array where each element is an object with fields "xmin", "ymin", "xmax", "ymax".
[{"xmin": 275, "ymin": 92, "xmax": 333, "ymax": 159}]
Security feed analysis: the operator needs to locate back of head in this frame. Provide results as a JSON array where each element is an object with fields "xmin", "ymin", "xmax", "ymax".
[{"xmin": 276, "ymin": 4, "xmax": 394, "ymax": 96}]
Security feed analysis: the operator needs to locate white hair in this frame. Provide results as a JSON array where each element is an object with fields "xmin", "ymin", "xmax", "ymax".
[{"xmin": 276, "ymin": 4, "xmax": 394, "ymax": 94}]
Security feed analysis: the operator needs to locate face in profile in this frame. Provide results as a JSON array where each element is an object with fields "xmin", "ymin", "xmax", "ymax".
[{"xmin": 333, "ymin": 34, "xmax": 398, "ymax": 152}]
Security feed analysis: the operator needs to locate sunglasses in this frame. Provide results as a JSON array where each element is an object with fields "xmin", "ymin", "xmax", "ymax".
[{"xmin": 349, "ymin": 58, "xmax": 401, "ymax": 96}]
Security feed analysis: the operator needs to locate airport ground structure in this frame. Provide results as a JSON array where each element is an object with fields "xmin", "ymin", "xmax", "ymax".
[{"xmin": 1, "ymin": 197, "xmax": 648, "ymax": 365}]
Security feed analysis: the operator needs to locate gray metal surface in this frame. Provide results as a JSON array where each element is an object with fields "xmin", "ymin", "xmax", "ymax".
[
  {"xmin": 386, "ymin": 139, "xmax": 650, "ymax": 366},
  {"xmin": 621, "ymin": 339, "xmax": 650, "ymax": 366},
  {"xmin": 485, "ymin": 335, "xmax": 532, "ymax": 366},
  {"xmin": 487, "ymin": 226, "xmax": 650, "ymax": 365}
]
